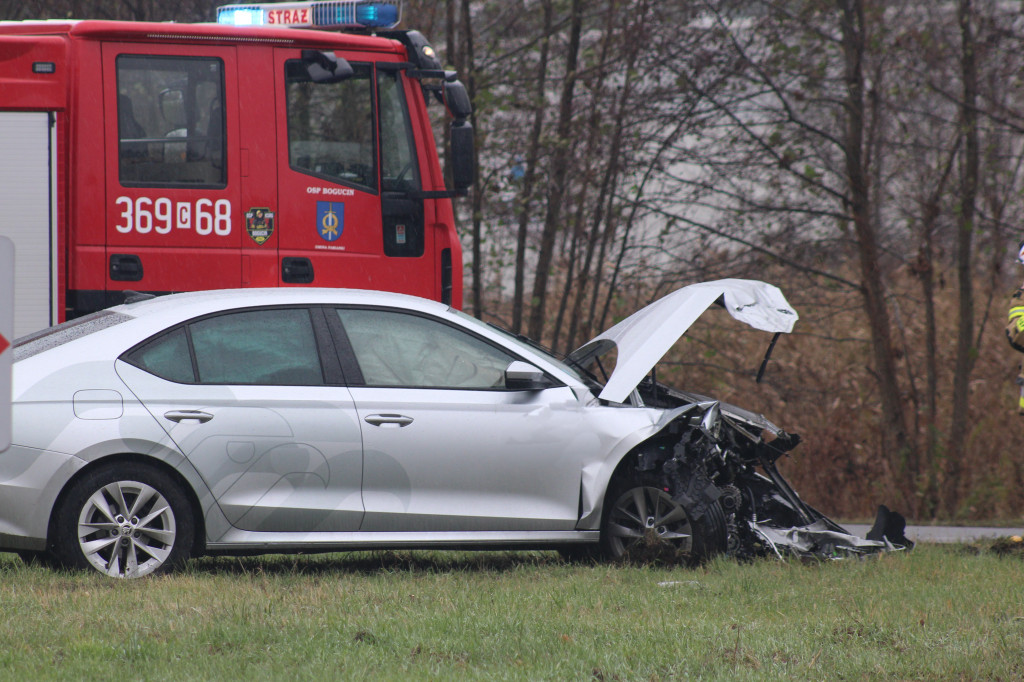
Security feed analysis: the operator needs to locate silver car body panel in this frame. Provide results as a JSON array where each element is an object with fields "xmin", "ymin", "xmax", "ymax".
[
  {"xmin": 353, "ymin": 385, "xmax": 587, "ymax": 532},
  {"xmin": 116, "ymin": 362, "xmax": 366, "ymax": 534},
  {"xmin": 206, "ymin": 529, "xmax": 600, "ymax": 551},
  {"xmin": 351, "ymin": 385, "xmax": 664, "ymax": 533},
  {"xmin": 0, "ymin": 446, "xmax": 82, "ymax": 549},
  {"xmin": 5, "ymin": 347, "xmax": 217, "ymax": 545}
]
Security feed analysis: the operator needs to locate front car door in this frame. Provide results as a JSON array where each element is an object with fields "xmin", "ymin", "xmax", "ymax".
[{"xmin": 329, "ymin": 307, "xmax": 589, "ymax": 532}]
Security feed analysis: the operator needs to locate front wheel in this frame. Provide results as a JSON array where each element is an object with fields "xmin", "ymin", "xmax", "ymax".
[
  {"xmin": 601, "ymin": 480, "xmax": 725, "ymax": 564},
  {"xmin": 53, "ymin": 463, "xmax": 194, "ymax": 578}
]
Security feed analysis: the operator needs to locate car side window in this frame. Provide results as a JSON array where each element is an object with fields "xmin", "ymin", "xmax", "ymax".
[
  {"xmin": 124, "ymin": 308, "xmax": 324, "ymax": 386},
  {"xmin": 127, "ymin": 327, "xmax": 196, "ymax": 383},
  {"xmin": 335, "ymin": 309, "xmax": 515, "ymax": 389},
  {"xmin": 190, "ymin": 309, "xmax": 324, "ymax": 385}
]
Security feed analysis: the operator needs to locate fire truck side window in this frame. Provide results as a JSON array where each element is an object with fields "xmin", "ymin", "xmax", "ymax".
[
  {"xmin": 378, "ymin": 71, "xmax": 420, "ymax": 194},
  {"xmin": 116, "ymin": 55, "xmax": 226, "ymax": 188},
  {"xmin": 286, "ymin": 62, "xmax": 376, "ymax": 192}
]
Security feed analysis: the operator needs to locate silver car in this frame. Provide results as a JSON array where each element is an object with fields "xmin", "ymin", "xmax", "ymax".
[{"xmin": 0, "ymin": 280, "xmax": 907, "ymax": 578}]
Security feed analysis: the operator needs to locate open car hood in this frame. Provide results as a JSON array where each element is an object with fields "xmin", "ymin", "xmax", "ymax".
[{"xmin": 568, "ymin": 279, "xmax": 798, "ymax": 403}]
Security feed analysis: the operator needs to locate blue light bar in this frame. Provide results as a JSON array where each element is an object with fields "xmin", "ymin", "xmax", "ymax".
[
  {"xmin": 216, "ymin": 1, "xmax": 401, "ymax": 30},
  {"xmin": 356, "ymin": 3, "xmax": 400, "ymax": 27},
  {"xmin": 217, "ymin": 6, "xmax": 266, "ymax": 25}
]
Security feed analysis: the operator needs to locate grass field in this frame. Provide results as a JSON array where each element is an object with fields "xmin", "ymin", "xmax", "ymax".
[{"xmin": 1, "ymin": 543, "xmax": 1022, "ymax": 681}]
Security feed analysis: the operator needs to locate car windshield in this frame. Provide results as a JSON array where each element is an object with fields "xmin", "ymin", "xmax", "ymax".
[{"xmin": 448, "ymin": 308, "xmax": 602, "ymax": 389}]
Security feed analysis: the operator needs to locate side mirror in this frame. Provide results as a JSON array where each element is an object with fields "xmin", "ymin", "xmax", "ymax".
[
  {"xmin": 443, "ymin": 80, "xmax": 472, "ymax": 120},
  {"xmin": 505, "ymin": 361, "xmax": 554, "ymax": 390},
  {"xmin": 450, "ymin": 121, "xmax": 475, "ymax": 191}
]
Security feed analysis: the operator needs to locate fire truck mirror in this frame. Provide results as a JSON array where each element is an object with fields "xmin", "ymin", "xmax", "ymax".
[
  {"xmin": 450, "ymin": 121, "xmax": 475, "ymax": 192},
  {"xmin": 300, "ymin": 49, "xmax": 354, "ymax": 84},
  {"xmin": 443, "ymin": 80, "xmax": 472, "ymax": 121}
]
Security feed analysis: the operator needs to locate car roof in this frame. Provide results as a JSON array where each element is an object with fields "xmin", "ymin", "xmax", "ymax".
[{"xmin": 111, "ymin": 287, "xmax": 450, "ymax": 321}]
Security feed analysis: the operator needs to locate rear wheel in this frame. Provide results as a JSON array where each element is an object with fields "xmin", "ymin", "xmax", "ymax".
[
  {"xmin": 601, "ymin": 478, "xmax": 726, "ymax": 564},
  {"xmin": 53, "ymin": 463, "xmax": 194, "ymax": 578}
]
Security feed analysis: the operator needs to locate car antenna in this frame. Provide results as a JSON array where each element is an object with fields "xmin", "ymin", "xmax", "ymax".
[{"xmin": 755, "ymin": 332, "xmax": 782, "ymax": 384}]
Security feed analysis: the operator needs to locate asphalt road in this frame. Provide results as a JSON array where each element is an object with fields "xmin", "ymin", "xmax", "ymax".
[{"xmin": 843, "ymin": 524, "xmax": 1024, "ymax": 543}]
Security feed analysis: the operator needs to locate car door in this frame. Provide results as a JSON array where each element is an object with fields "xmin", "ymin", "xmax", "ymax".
[
  {"xmin": 116, "ymin": 306, "xmax": 364, "ymax": 532},
  {"xmin": 328, "ymin": 307, "xmax": 589, "ymax": 533}
]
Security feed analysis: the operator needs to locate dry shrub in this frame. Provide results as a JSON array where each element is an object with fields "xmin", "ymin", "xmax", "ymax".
[{"xmin": 649, "ymin": 264, "xmax": 1024, "ymax": 522}]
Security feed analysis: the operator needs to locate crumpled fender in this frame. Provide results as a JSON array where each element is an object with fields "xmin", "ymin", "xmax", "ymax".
[
  {"xmin": 575, "ymin": 406, "xmax": 667, "ymax": 529},
  {"xmin": 575, "ymin": 402, "xmax": 711, "ymax": 530}
]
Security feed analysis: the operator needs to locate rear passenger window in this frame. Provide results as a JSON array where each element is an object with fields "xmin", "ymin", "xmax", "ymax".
[
  {"xmin": 190, "ymin": 309, "xmax": 324, "ymax": 385},
  {"xmin": 123, "ymin": 308, "xmax": 325, "ymax": 386},
  {"xmin": 126, "ymin": 328, "xmax": 195, "ymax": 383}
]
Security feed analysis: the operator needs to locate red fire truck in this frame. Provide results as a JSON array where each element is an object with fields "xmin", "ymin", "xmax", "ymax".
[{"xmin": 0, "ymin": 0, "xmax": 473, "ymax": 337}]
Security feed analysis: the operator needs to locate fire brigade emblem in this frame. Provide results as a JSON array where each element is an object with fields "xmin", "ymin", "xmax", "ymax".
[
  {"xmin": 317, "ymin": 201, "xmax": 344, "ymax": 242},
  {"xmin": 245, "ymin": 207, "xmax": 275, "ymax": 245}
]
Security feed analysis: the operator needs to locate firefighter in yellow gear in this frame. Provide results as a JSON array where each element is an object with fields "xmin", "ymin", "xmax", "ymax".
[{"xmin": 1007, "ymin": 242, "xmax": 1024, "ymax": 413}]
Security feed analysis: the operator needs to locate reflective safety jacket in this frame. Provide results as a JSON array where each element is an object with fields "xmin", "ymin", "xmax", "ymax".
[{"xmin": 1008, "ymin": 288, "xmax": 1024, "ymax": 352}]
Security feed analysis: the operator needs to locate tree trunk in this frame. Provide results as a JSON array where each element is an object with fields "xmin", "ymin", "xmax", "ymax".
[
  {"xmin": 946, "ymin": 0, "xmax": 979, "ymax": 515},
  {"xmin": 458, "ymin": 0, "xmax": 485, "ymax": 318},
  {"xmin": 838, "ymin": 0, "xmax": 912, "ymax": 470},
  {"xmin": 527, "ymin": 0, "xmax": 583, "ymax": 341},
  {"xmin": 511, "ymin": 0, "xmax": 553, "ymax": 333}
]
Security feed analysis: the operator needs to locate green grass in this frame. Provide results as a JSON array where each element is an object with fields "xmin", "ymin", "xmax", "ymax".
[{"xmin": 1, "ymin": 544, "xmax": 1022, "ymax": 681}]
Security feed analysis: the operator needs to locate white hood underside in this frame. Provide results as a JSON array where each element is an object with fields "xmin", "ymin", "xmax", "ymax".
[{"xmin": 569, "ymin": 279, "xmax": 799, "ymax": 404}]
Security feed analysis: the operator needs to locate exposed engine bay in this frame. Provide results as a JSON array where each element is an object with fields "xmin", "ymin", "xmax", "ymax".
[{"xmin": 625, "ymin": 379, "xmax": 912, "ymax": 560}]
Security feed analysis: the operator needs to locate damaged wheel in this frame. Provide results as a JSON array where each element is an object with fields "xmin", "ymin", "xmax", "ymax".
[{"xmin": 601, "ymin": 480, "xmax": 726, "ymax": 564}]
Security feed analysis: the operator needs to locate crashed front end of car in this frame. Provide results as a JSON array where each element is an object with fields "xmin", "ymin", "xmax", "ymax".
[
  {"xmin": 628, "ymin": 383, "xmax": 911, "ymax": 561},
  {"xmin": 569, "ymin": 279, "xmax": 911, "ymax": 562}
]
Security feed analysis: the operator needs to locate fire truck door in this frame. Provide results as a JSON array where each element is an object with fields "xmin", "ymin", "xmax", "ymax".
[
  {"xmin": 274, "ymin": 51, "xmax": 433, "ymax": 297},
  {"xmin": 103, "ymin": 45, "xmax": 242, "ymax": 298}
]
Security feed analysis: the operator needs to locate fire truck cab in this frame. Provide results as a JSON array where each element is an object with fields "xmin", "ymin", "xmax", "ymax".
[{"xmin": 0, "ymin": 0, "xmax": 472, "ymax": 337}]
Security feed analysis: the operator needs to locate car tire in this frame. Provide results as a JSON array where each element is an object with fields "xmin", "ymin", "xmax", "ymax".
[
  {"xmin": 53, "ymin": 462, "xmax": 194, "ymax": 578},
  {"xmin": 600, "ymin": 476, "xmax": 726, "ymax": 564}
]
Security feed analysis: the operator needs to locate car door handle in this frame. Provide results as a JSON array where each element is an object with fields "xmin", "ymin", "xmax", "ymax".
[
  {"xmin": 364, "ymin": 414, "xmax": 414, "ymax": 427},
  {"xmin": 164, "ymin": 410, "xmax": 214, "ymax": 423}
]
